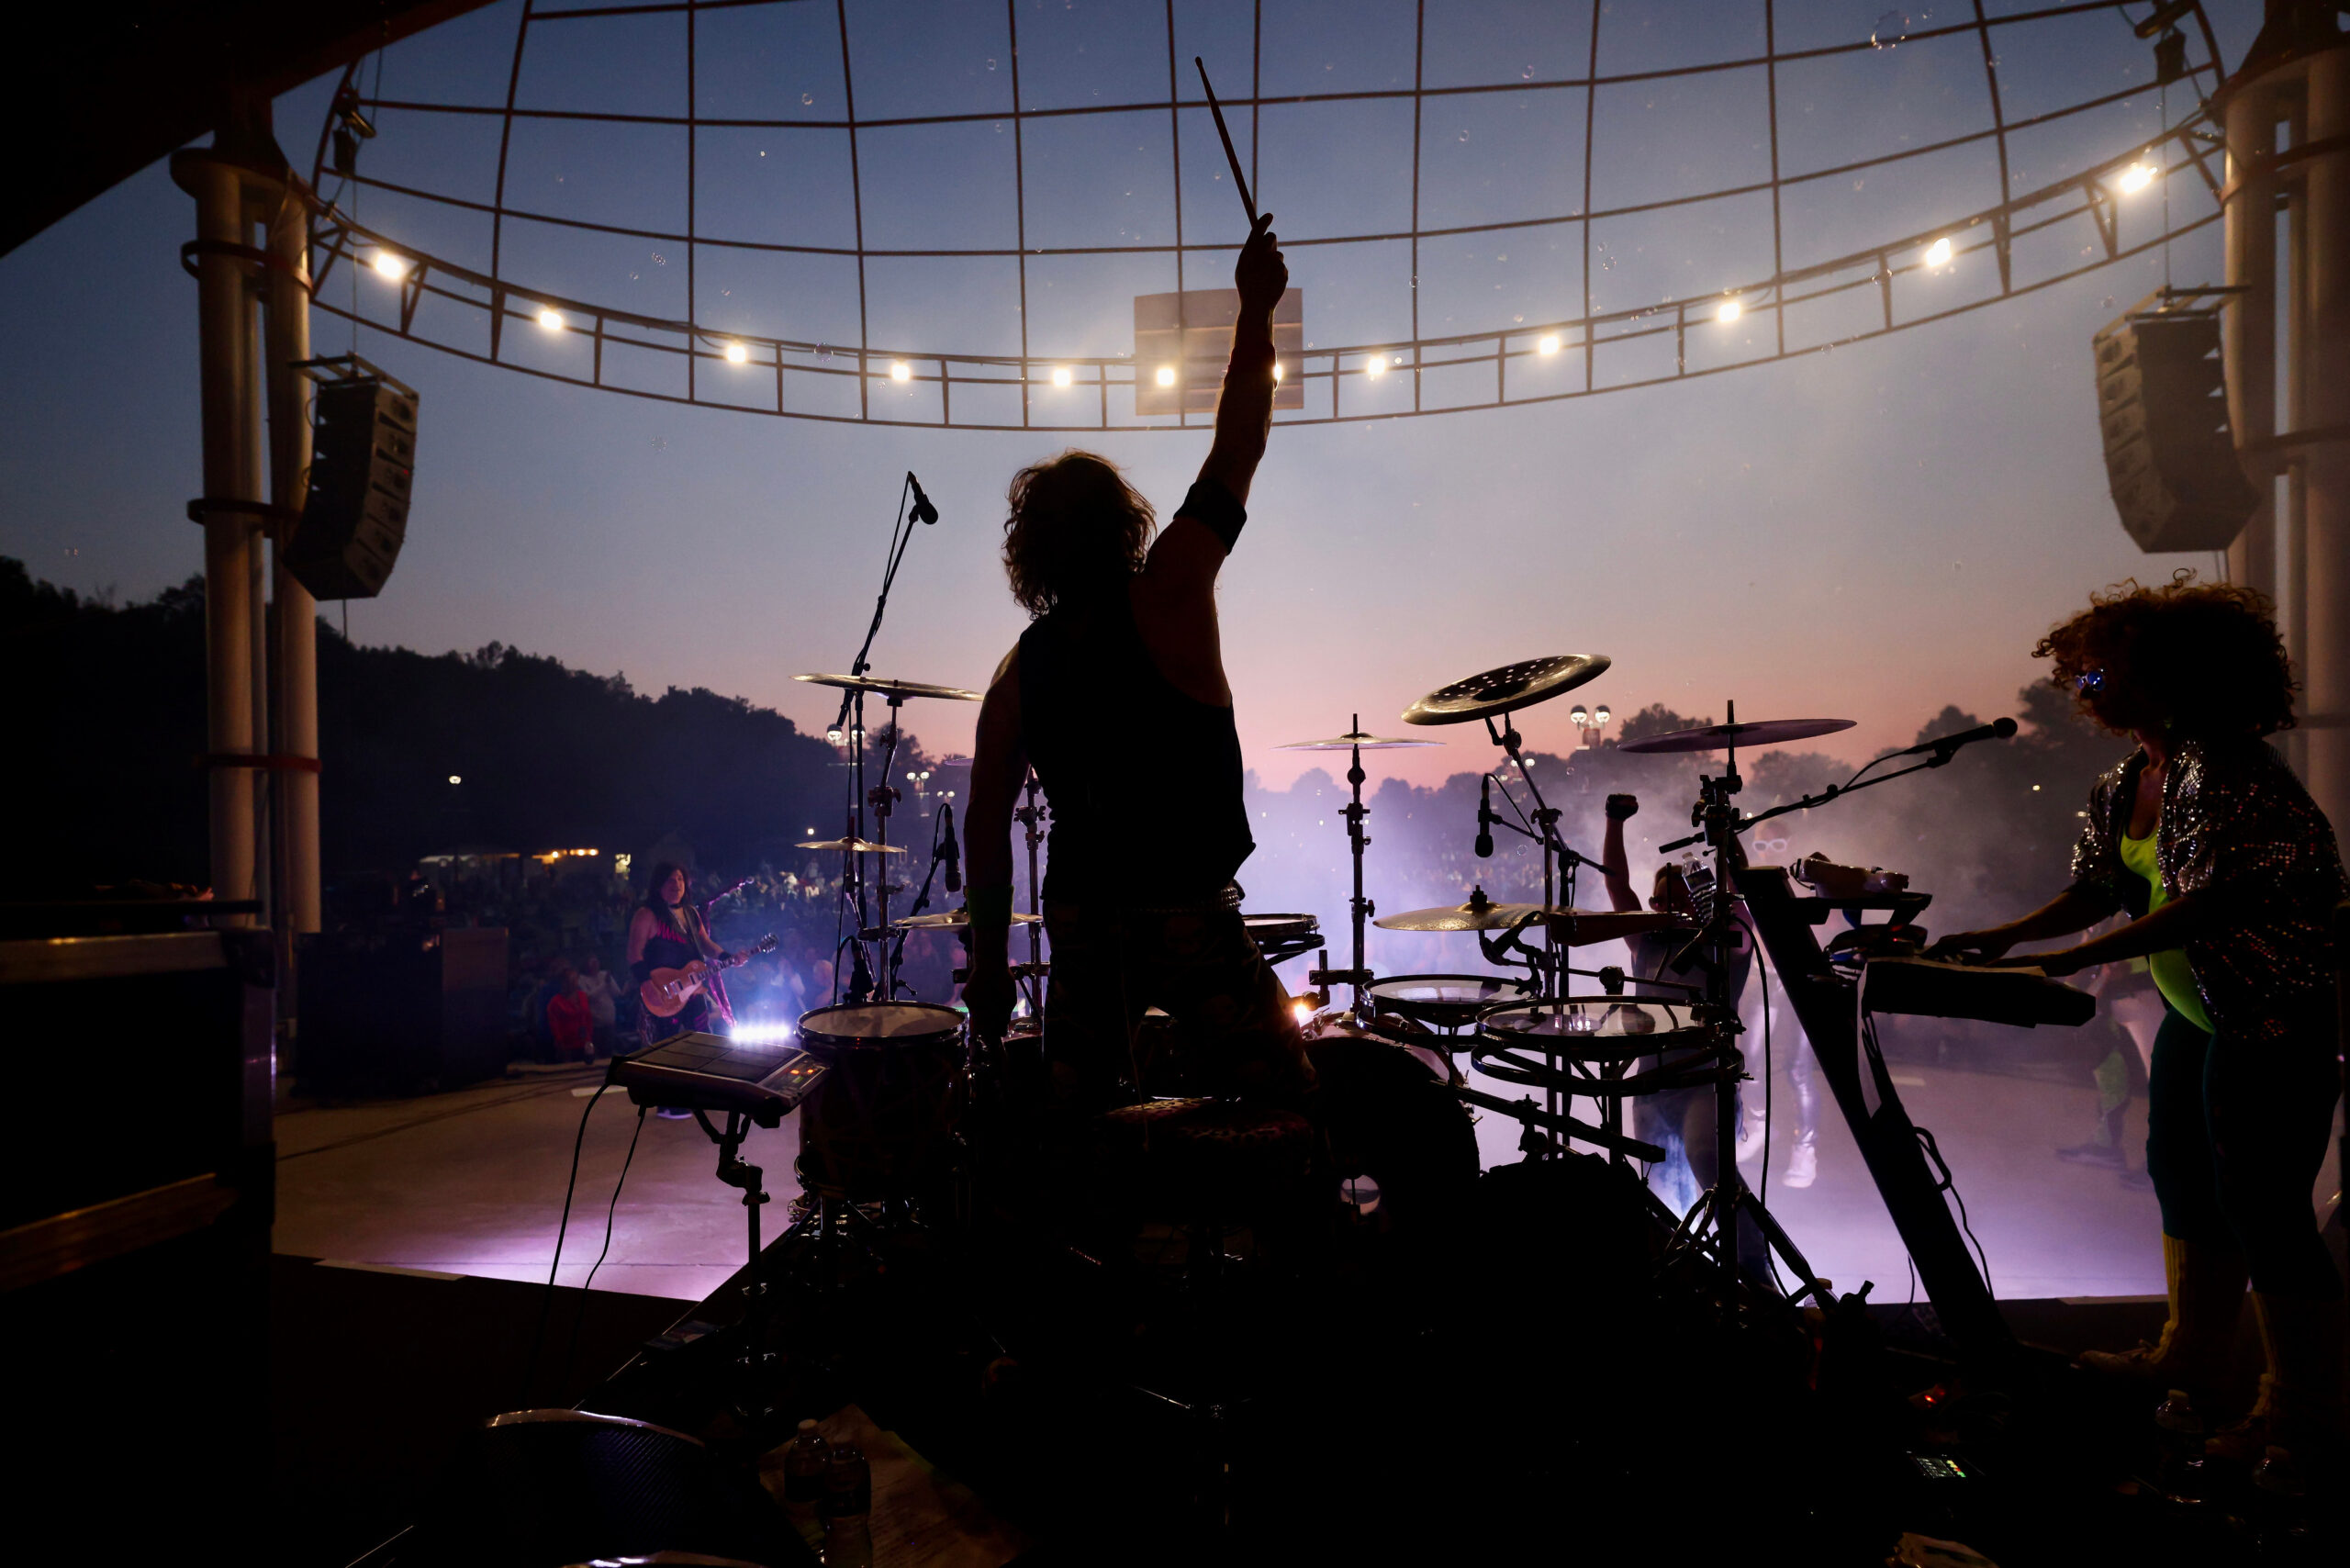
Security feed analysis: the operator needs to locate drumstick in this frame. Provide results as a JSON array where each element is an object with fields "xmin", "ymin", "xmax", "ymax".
[{"xmin": 1193, "ymin": 57, "xmax": 1258, "ymax": 225}]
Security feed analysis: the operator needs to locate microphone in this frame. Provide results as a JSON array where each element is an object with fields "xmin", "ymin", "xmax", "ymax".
[
  {"xmin": 907, "ymin": 471, "xmax": 940, "ymax": 525},
  {"xmin": 1897, "ymin": 716, "xmax": 2018, "ymax": 757},
  {"xmin": 939, "ymin": 802, "xmax": 963, "ymax": 893},
  {"xmin": 1475, "ymin": 777, "xmax": 1494, "ymax": 859}
]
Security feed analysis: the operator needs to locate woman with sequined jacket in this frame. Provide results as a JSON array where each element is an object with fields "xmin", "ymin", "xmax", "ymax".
[{"xmin": 1935, "ymin": 575, "xmax": 2344, "ymax": 1460}]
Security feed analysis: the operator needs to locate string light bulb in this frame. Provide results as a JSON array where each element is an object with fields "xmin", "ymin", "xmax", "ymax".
[
  {"xmin": 372, "ymin": 252, "xmax": 408, "ymax": 280},
  {"xmin": 1925, "ymin": 237, "xmax": 1954, "ymax": 267},
  {"xmin": 1156, "ymin": 364, "xmax": 1177, "ymax": 387},
  {"xmin": 1050, "ymin": 366, "xmax": 1072, "ymax": 388},
  {"xmin": 1364, "ymin": 353, "xmax": 1386, "ymax": 377},
  {"xmin": 1537, "ymin": 333, "xmax": 1561, "ymax": 355},
  {"xmin": 890, "ymin": 360, "xmax": 912, "ymax": 383},
  {"xmin": 1718, "ymin": 298, "xmax": 1742, "ymax": 324},
  {"xmin": 1272, "ymin": 361, "xmax": 1284, "ymax": 382},
  {"xmin": 536, "ymin": 308, "xmax": 563, "ymax": 331},
  {"xmin": 2119, "ymin": 161, "xmax": 2157, "ymax": 195}
]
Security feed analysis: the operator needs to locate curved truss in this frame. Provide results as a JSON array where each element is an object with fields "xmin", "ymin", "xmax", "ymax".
[{"xmin": 307, "ymin": 0, "xmax": 2231, "ymax": 430}]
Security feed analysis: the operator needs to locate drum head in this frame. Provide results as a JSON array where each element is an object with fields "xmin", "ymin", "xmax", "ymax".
[
  {"xmin": 1369, "ymin": 973, "xmax": 1527, "ymax": 1029},
  {"xmin": 799, "ymin": 1001, "xmax": 966, "ymax": 1050},
  {"xmin": 1241, "ymin": 913, "xmax": 1319, "ymax": 941},
  {"xmin": 1479, "ymin": 997, "xmax": 1705, "ymax": 1060}
]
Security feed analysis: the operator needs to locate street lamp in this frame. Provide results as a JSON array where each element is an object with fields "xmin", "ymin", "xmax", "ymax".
[
  {"xmin": 1568, "ymin": 704, "xmax": 1613, "ymax": 747},
  {"xmin": 905, "ymin": 768, "xmax": 933, "ymax": 812}
]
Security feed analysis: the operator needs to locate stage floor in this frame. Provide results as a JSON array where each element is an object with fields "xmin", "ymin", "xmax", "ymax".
[{"xmin": 273, "ymin": 1047, "xmax": 2336, "ymax": 1306}]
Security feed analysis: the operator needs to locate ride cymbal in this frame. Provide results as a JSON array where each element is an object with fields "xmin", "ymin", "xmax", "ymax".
[
  {"xmin": 794, "ymin": 837, "xmax": 909, "ymax": 855},
  {"xmin": 1615, "ymin": 718, "xmax": 1855, "ymax": 754},
  {"xmin": 1402, "ymin": 655, "xmax": 1610, "ymax": 726},
  {"xmin": 793, "ymin": 673, "xmax": 983, "ymax": 702},
  {"xmin": 892, "ymin": 910, "xmax": 1041, "ymax": 929},
  {"xmin": 1374, "ymin": 899, "xmax": 1689, "ymax": 944},
  {"xmin": 1277, "ymin": 731, "xmax": 1444, "ymax": 751}
]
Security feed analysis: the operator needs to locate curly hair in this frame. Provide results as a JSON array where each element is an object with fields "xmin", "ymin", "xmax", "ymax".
[
  {"xmin": 2033, "ymin": 571, "xmax": 2296, "ymax": 738},
  {"xmin": 1002, "ymin": 450, "xmax": 1154, "ymax": 617}
]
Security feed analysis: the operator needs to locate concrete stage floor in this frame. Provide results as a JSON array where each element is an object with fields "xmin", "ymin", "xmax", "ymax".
[{"xmin": 274, "ymin": 1047, "xmax": 2339, "ymax": 1307}]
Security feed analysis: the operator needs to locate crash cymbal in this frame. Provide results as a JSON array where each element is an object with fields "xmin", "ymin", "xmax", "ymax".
[
  {"xmin": 1402, "ymin": 655, "xmax": 1610, "ymax": 726},
  {"xmin": 1374, "ymin": 898, "xmax": 1690, "ymax": 945},
  {"xmin": 1278, "ymin": 731, "xmax": 1444, "ymax": 751},
  {"xmin": 794, "ymin": 837, "xmax": 909, "ymax": 855},
  {"xmin": 1615, "ymin": 718, "xmax": 1855, "ymax": 755},
  {"xmin": 793, "ymin": 673, "xmax": 983, "ymax": 702},
  {"xmin": 892, "ymin": 910, "xmax": 1041, "ymax": 929}
]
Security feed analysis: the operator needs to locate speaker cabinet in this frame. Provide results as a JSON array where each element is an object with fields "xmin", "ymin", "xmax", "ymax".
[
  {"xmin": 287, "ymin": 377, "xmax": 418, "ymax": 599},
  {"xmin": 2094, "ymin": 308, "xmax": 2258, "ymax": 553}
]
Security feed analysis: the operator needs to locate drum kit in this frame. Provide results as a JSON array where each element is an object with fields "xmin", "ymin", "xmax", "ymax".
[{"xmin": 757, "ymin": 610, "xmax": 1872, "ymax": 1332}]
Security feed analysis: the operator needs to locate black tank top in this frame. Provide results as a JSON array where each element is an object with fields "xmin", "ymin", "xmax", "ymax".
[{"xmin": 1018, "ymin": 582, "xmax": 1253, "ymax": 905}]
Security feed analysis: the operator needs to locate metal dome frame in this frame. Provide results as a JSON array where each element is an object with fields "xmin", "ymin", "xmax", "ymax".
[{"xmin": 305, "ymin": 0, "xmax": 2233, "ymax": 430}]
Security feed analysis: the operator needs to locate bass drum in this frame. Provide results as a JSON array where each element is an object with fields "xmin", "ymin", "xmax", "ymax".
[
  {"xmin": 1304, "ymin": 1029, "xmax": 1480, "ymax": 1232},
  {"xmin": 795, "ymin": 1001, "xmax": 967, "ymax": 1200}
]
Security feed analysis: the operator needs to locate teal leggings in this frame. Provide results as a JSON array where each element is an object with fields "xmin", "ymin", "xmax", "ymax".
[{"xmin": 2143, "ymin": 1002, "xmax": 2343, "ymax": 1298}]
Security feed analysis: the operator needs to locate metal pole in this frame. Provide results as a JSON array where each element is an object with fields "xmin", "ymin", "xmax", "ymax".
[
  {"xmin": 2225, "ymin": 81, "xmax": 2282, "ymax": 599},
  {"xmin": 176, "ymin": 151, "xmax": 261, "ymax": 923},
  {"xmin": 265, "ymin": 180, "xmax": 322, "ymax": 967},
  {"xmin": 2300, "ymin": 46, "xmax": 2350, "ymax": 839}
]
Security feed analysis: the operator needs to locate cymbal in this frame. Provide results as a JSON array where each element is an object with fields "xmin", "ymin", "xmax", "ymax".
[
  {"xmin": 892, "ymin": 910, "xmax": 1041, "ymax": 929},
  {"xmin": 793, "ymin": 673, "xmax": 983, "ymax": 702},
  {"xmin": 1615, "ymin": 718, "xmax": 1856, "ymax": 755},
  {"xmin": 794, "ymin": 837, "xmax": 908, "ymax": 855},
  {"xmin": 1277, "ymin": 730, "xmax": 1444, "ymax": 752},
  {"xmin": 1402, "ymin": 655, "xmax": 1610, "ymax": 726},
  {"xmin": 1372, "ymin": 901, "xmax": 1689, "ymax": 944}
]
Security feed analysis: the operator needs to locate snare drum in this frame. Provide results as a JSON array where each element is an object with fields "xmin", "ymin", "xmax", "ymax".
[
  {"xmin": 795, "ymin": 1001, "xmax": 967, "ymax": 1197},
  {"xmin": 1476, "ymin": 998, "xmax": 1707, "ymax": 1061},
  {"xmin": 1369, "ymin": 973, "xmax": 1527, "ymax": 1033}
]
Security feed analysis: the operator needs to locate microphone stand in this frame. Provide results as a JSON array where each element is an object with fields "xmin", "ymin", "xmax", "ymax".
[
  {"xmin": 1656, "ymin": 722, "xmax": 2017, "ymax": 856},
  {"xmin": 830, "ymin": 476, "xmax": 928, "ymax": 1009}
]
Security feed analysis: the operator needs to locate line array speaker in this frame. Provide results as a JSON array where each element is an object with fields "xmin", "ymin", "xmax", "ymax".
[
  {"xmin": 286, "ymin": 377, "xmax": 418, "ymax": 599},
  {"xmin": 2093, "ymin": 307, "xmax": 2257, "ymax": 553}
]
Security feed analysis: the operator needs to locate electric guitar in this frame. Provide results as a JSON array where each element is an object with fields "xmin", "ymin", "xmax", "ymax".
[{"xmin": 640, "ymin": 932, "xmax": 778, "ymax": 1019}]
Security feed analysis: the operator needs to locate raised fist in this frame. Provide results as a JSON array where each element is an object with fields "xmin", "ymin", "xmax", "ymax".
[{"xmin": 1606, "ymin": 793, "xmax": 1639, "ymax": 822}]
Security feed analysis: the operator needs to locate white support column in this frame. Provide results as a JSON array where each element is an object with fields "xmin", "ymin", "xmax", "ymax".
[
  {"xmin": 176, "ymin": 151, "xmax": 263, "ymax": 922},
  {"xmin": 2225, "ymin": 82, "xmax": 2284, "ymax": 600},
  {"xmin": 265, "ymin": 191, "xmax": 321, "ymax": 939},
  {"xmin": 2300, "ymin": 46, "xmax": 2350, "ymax": 839}
]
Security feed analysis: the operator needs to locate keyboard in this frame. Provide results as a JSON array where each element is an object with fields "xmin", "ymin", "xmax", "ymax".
[
  {"xmin": 610, "ymin": 1032, "xmax": 828, "ymax": 1126},
  {"xmin": 1859, "ymin": 957, "xmax": 2096, "ymax": 1029}
]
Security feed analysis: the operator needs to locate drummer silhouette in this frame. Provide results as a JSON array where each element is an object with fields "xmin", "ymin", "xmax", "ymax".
[{"xmin": 962, "ymin": 215, "xmax": 1311, "ymax": 1110}]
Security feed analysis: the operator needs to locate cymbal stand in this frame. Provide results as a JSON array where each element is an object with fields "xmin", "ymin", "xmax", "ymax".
[
  {"xmin": 1013, "ymin": 770, "xmax": 1049, "ymax": 1016},
  {"xmin": 1308, "ymin": 715, "xmax": 1378, "ymax": 1018},
  {"xmin": 1659, "ymin": 703, "xmax": 1828, "ymax": 1328},
  {"xmin": 868, "ymin": 695, "xmax": 907, "ymax": 998}
]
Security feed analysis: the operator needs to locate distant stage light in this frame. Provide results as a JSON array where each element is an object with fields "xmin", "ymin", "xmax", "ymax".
[
  {"xmin": 447, "ymin": 774, "xmax": 462, "ymax": 785},
  {"xmin": 1050, "ymin": 366, "xmax": 1072, "ymax": 388},
  {"xmin": 536, "ymin": 308, "xmax": 563, "ymax": 331},
  {"xmin": 1291, "ymin": 998, "xmax": 1314, "ymax": 1025},
  {"xmin": 1155, "ymin": 364, "xmax": 1177, "ymax": 387},
  {"xmin": 723, "ymin": 342, "xmax": 749, "ymax": 364},
  {"xmin": 1364, "ymin": 353, "xmax": 1386, "ymax": 377},
  {"xmin": 1718, "ymin": 299, "xmax": 1742, "ymax": 324},
  {"xmin": 2119, "ymin": 161, "xmax": 2157, "ymax": 195},
  {"xmin": 1537, "ymin": 333, "xmax": 1561, "ymax": 354},
  {"xmin": 1925, "ymin": 237, "xmax": 1954, "ymax": 267},
  {"xmin": 371, "ymin": 252, "xmax": 408, "ymax": 280},
  {"xmin": 890, "ymin": 361, "xmax": 912, "ymax": 383}
]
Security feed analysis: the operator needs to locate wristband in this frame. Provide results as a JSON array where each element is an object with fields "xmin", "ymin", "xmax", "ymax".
[
  {"xmin": 1178, "ymin": 476, "xmax": 1247, "ymax": 551},
  {"xmin": 966, "ymin": 884, "xmax": 1015, "ymax": 934}
]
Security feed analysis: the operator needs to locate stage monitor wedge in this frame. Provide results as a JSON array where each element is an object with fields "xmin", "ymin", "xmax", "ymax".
[
  {"xmin": 286, "ymin": 375, "xmax": 419, "ymax": 600},
  {"xmin": 2093, "ymin": 301, "xmax": 2257, "ymax": 554}
]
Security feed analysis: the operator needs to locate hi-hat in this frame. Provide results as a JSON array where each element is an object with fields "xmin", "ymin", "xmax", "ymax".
[
  {"xmin": 795, "ymin": 837, "xmax": 908, "ymax": 855},
  {"xmin": 1403, "ymin": 655, "xmax": 1610, "ymax": 726},
  {"xmin": 1375, "ymin": 900, "xmax": 1689, "ymax": 944},
  {"xmin": 1616, "ymin": 718, "xmax": 1855, "ymax": 755},
  {"xmin": 794, "ymin": 673, "xmax": 983, "ymax": 702},
  {"xmin": 1278, "ymin": 731, "xmax": 1444, "ymax": 751},
  {"xmin": 892, "ymin": 910, "xmax": 1040, "ymax": 930}
]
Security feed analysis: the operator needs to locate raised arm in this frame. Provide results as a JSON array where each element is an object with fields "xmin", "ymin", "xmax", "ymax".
[
  {"xmin": 960, "ymin": 647, "xmax": 1027, "ymax": 1039},
  {"xmin": 1601, "ymin": 793, "xmax": 1641, "ymax": 913}
]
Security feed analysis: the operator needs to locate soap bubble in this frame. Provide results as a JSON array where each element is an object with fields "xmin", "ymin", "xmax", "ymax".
[{"xmin": 1872, "ymin": 10, "xmax": 1908, "ymax": 50}]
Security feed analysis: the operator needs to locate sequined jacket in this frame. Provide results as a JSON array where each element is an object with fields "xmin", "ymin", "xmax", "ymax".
[{"xmin": 2068, "ymin": 738, "xmax": 2346, "ymax": 1042}]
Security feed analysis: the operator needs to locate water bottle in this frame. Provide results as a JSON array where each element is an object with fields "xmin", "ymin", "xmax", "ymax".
[
  {"xmin": 779, "ymin": 1417, "xmax": 828, "ymax": 1548},
  {"xmin": 2152, "ymin": 1388, "xmax": 2205, "ymax": 1499},
  {"xmin": 2249, "ymin": 1446, "xmax": 2306, "ymax": 1555},
  {"xmin": 822, "ymin": 1443, "xmax": 874, "ymax": 1568}
]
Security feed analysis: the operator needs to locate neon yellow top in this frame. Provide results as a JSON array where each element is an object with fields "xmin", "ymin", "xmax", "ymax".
[{"xmin": 2120, "ymin": 829, "xmax": 2212, "ymax": 1033}]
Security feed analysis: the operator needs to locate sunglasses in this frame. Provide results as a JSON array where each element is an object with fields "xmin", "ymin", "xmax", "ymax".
[{"xmin": 2074, "ymin": 669, "xmax": 2107, "ymax": 696}]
